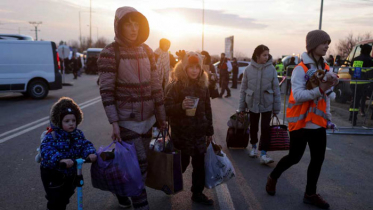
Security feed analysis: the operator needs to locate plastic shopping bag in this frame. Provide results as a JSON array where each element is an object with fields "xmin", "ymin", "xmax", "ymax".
[
  {"xmin": 205, "ymin": 143, "xmax": 236, "ymax": 189},
  {"xmin": 91, "ymin": 141, "xmax": 144, "ymax": 197}
]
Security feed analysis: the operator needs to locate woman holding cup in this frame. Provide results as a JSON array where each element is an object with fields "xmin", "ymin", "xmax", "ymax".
[{"xmin": 165, "ymin": 50, "xmax": 214, "ymax": 205}]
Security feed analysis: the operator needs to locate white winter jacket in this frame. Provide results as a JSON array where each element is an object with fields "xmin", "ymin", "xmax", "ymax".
[{"xmin": 239, "ymin": 56, "xmax": 281, "ymax": 114}]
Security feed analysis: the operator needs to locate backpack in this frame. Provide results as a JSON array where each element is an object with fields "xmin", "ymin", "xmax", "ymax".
[{"xmin": 35, "ymin": 128, "xmax": 55, "ymax": 163}]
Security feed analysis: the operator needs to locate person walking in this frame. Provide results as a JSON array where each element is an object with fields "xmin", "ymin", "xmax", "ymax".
[
  {"xmin": 275, "ymin": 58, "xmax": 284, "ymax": 76},
  {"xmin": 348, "ymin": 44, "xmax": 373, "ymax": 123},
  {"xmin": 70, "ymin": 53, "xmax": 82, "ymax": 79},
  {"xmin": 154, "ymin": 38, "xmax": 171, "ymax": 91},
  {"xmin": 266, "ymin": 30, "xmax": 338, "ymax": 209},
  {"xmin": 201, "ymin": 50, "xmax": 219, "ymax": 99},
  {"xmin": 231, "ymin": 57, "xmax": 239, "ymax": 89},
  {"xmin": 238, "ymin": 45, "xmax": 281, "ymax": 165},
  {"xmin": 165, "ymin": 51, "xmax": 214, "ymax": 206},
  {"xmin": 285, "ymin": 57, "xmax": 297, "ymax": 95},
  {"xmin": 218, "ymin": 53, "xmax": 232, "ymax": 98},
  {"xmin": 97, "ymin": 6, "xmax": 166, "ymax": 210}
]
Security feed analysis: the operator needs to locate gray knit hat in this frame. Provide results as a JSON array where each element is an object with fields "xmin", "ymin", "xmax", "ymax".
[{"xmin": 306, "ymin": 30, "xmax": 331, "ymax": 52}]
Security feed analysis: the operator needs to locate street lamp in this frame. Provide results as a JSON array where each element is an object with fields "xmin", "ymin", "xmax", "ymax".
[{"xmin": 319, "ymin": 0, "xmax": 324, "ymax": 29}]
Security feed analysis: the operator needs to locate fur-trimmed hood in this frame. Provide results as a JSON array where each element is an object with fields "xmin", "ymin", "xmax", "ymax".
[
  {"xmin": 50, "ymin": 97, "xmax": 83, "ymax": 128},
  {"xmin": 173, "ymin": 51, "xmax": 209, "ymax": 88}
]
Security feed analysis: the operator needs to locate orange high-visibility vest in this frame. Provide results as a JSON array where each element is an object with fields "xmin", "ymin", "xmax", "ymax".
[{"xmin": 286, "ymin": 62, "xmax": 330, "ymax": 132}]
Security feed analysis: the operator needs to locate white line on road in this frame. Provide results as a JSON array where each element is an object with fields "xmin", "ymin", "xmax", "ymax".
[
  {"xmin": 215, "ymin": 183, "xmax": 236, "ymax": 210},
  {"xmin": 0, "ymin": 97, "xmax": 102, "ymax": 144}
]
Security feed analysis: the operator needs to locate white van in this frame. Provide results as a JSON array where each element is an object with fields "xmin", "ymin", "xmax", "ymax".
[{"xmin": 0, "ymin": 40, "xmax": 62, "ymax": 99}]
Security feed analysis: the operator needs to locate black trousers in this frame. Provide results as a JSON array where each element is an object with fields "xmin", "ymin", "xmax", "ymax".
[
  {"xmin": 249, "ymin": 111, "xmax": 272, "ymax": 150},
  {"xmin": 181, "ymin": 152, "xmax": 205, "ymax": 194},
  {"xmin": 349, "ymin": 84, "xmax": 366, "ymax": 121},
  {"xmin": 41, "ymin": 167, "xmax": 76, "ymax": 210},
  {"xmin": 270, "ymin": 128, "xmax": 326, "ymax": 195},
  {"xmin": 231, "ymin": 73, "xmax": 238, "ymax": 88},
  {"xmin": 220, "ymin": 76, "xmax": 231, "ymax": 96}
]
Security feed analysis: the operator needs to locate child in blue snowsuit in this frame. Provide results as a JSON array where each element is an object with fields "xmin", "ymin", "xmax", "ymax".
[{"xmin": 40, "ymin": 97, "xmax": 97, "ymax": 210}]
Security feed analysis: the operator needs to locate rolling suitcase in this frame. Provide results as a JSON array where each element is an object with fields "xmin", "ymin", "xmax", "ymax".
[{"xmin": 226, "ymin": 111, "xmax": 250, "ymax": 149}]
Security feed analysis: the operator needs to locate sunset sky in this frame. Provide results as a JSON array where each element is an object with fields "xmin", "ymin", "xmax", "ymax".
[{"xmin": 1, "ymin": 0, "xmax": 372, "ymax": 58}]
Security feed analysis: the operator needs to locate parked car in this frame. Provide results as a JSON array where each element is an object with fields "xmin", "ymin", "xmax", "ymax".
[
  {"xmin": 0, "ymin": 34, "xmax": 34, "ymax": 41},
  {"xmin": 85, "ymin": 48, "xmax": 102, "ymax": 74},
  {"xmin": 334, "ymin": 39, "xmax": 373, "ymax": 103},
  {"xmin": 213, "ymin": 61, "xmax": 250, "ymax": 82},
  {"xmin": 0, "ymin": 40, "xmax": 62, "ymax": 99}
]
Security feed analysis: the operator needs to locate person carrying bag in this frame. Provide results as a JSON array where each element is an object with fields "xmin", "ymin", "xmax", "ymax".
[{"xmin": 259, "ymin": 115, "xmax": 290, "ymax": 151}]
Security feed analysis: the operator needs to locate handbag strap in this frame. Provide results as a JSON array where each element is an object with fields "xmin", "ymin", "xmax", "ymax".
[{"xmin": 270, "ymin": 115, "xmax": 281, "ymax": 126}]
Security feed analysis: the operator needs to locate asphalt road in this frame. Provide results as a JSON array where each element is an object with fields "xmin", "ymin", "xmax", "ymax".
[{"xmin": 0, "ymin": 74, "xmax": 372, "ymax": 210}]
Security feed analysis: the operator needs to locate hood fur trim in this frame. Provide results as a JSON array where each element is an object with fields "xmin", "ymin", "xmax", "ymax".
[
  {"xmin": 50, "ymin": 97, "xmax": 83, "ymax": 128},
  {"xmin": 173, "ymin": 61, "xmax": 209, "ymax": 88}
]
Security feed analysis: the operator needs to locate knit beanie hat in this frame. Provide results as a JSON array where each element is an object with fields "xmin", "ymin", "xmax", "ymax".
[
  {"xmin": 175, "ymin": 50, "xmax": 204, "ymax": 71},
  {"xmin": 306, "ymin": 30, "xmax": 331, "ymax": 52}
]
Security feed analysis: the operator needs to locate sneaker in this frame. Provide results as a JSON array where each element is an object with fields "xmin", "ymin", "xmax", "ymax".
[
  {"xmin": 303, "ymin": 193, "xmax": 330, "ymax": 209},
  {"xmin": 191, "ymin": 193, "xmax": 214, "ymax": 206},
  {"xmin": 117, "ymin": 195, "xmax": 131, "ymax": 209},
  {"xmin": 249, "ymin": 148, "xmax": 257, "ymax": 158},
  {"xmin": 266, "ymin": 175, "xmax": 277, "ymax": 196},
  {"xmin": 260, "ymin": 155, "xmax": 274, "ymax": 165}
]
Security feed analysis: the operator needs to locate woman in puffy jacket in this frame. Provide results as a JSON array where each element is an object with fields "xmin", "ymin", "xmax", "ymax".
[{"xmin": 238, "ymin": 44, "xmax": 281, "ymax": 165}]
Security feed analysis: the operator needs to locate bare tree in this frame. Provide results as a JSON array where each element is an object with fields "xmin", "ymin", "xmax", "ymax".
[
  {"xmin": 79, "ymin": 37, "xmax": 93, "ymax": 52},
  {"xmin": 67, "ymin": 40, "xmax": 79, "ymax": 49},
  {"xmin": 234, "ymin": 51, "xmax": 250, "ymax": 61},
  {"xmin": 93, "ymin": 37, "xmax": 109, "ymax": 48},
  {"xmin": 336, "ymin": 32, "xmax": 372, "ymax": 59}
]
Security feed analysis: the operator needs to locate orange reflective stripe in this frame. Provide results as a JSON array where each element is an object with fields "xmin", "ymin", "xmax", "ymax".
[{"xmin": 286, "ymin": 61, "xmax": 329, "ymax": 131}]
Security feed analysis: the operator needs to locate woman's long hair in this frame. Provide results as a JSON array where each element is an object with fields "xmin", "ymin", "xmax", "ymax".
[
  {"xmin": 252, "ymin": 45, "xmax": 269, "ymax": 62},
  {"xmin": 201, "ymin": 51, "xmax": 211, "ymax": 65}
]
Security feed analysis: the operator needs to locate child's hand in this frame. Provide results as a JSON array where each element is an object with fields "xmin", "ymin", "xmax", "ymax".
[
  {"xmin": 88, "ymin": 154, "xmax": 97, "ymax": 163},
  {"xmin": 182, "ymin": 99, "xmax": 195, "ymax": 110},
  {"xmin": 60, "ymin": 159, "xmax": 74, "ymax": 168}
]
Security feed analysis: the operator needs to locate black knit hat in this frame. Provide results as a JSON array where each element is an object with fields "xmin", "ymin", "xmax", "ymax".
[
  {"xmin": 361, "ymin": 44, "xmax": 372, "ymax": 55},
  {"xmin": 306, "ymin": 30, "xmax": 331, "ymax": 52}
]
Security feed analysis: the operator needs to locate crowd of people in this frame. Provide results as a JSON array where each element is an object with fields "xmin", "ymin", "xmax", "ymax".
[{"xmin": 38, "ymin": 6, "xmax": 349, "ymax": 210}]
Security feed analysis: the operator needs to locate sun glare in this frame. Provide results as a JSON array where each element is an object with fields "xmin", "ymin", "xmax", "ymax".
[{"xmin": 151, "ymin": 12, "xmax": 201, "ymax": 40}]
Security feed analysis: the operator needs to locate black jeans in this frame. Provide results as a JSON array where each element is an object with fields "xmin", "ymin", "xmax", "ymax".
[
  {"xmin": 181, "ymin": 152, "xmax": 205, "ymax": 194},
  {"xmin": 231, "ymin": 73, "xmax": 238, "ymax": 88},
  {"xmin": 270, "ymin": 128, "xmax": 327, "ymax": 195},
  {"xmin": 41, "ymin": 167, "xmax": 76, "ymax": 210},
  {"xmin": 249, "ymin": 111, "xmax": 272, "ymax": 150},
  {"xmin": 220, "ymin": 76, "xmax": 231, "ymax": 96}
]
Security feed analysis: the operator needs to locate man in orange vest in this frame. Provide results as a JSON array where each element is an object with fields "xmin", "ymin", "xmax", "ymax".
[{"xmin": 266, "ymin": 30, "xmax": 338, "ymax": 210}]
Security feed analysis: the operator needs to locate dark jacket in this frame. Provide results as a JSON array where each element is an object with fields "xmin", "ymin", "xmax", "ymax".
[
  {"xmin": 165, "ymin": 61, "xmax": 214, "ymax": 156},
  {"xmin": 40, "ymin": 125, "xmax": 96, "ymax": 175},
  {"xmin": 232, "ymin": 61, "xmax": 238, "ymax": 75},
  {"xmin": 349, "ymin": 54, "xmax": 373, "ymax": 80}
]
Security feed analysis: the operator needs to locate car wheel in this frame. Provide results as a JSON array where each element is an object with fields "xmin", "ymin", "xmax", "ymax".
[{"xmin": 28, "ymin": 80, "xmax": 49, "ymax": 99}]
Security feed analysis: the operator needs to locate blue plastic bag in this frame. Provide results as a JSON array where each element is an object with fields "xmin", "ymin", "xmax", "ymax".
[{"xmin": 91, "ymin": 141, "xmax": 144, "ymax": 197}]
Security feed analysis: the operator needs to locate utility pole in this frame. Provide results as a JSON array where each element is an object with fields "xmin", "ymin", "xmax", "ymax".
[
  {"xmin": 79, "ymin": 11, "xmax": 82, "ymax": 46},
  {"xmin": 319, "ymin": 0, "xmax": 324, "ymax": 30},
  {"xmin": 90, "ymin": 0, "xmax": 92, "ymax": 47},
  {"xmin": 202, "ymin": 0, "xmax": 205, "ymax": 51},
  {"xmin": 29, "ymin": 21, "xmax": 42, "ymax": 41}
]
